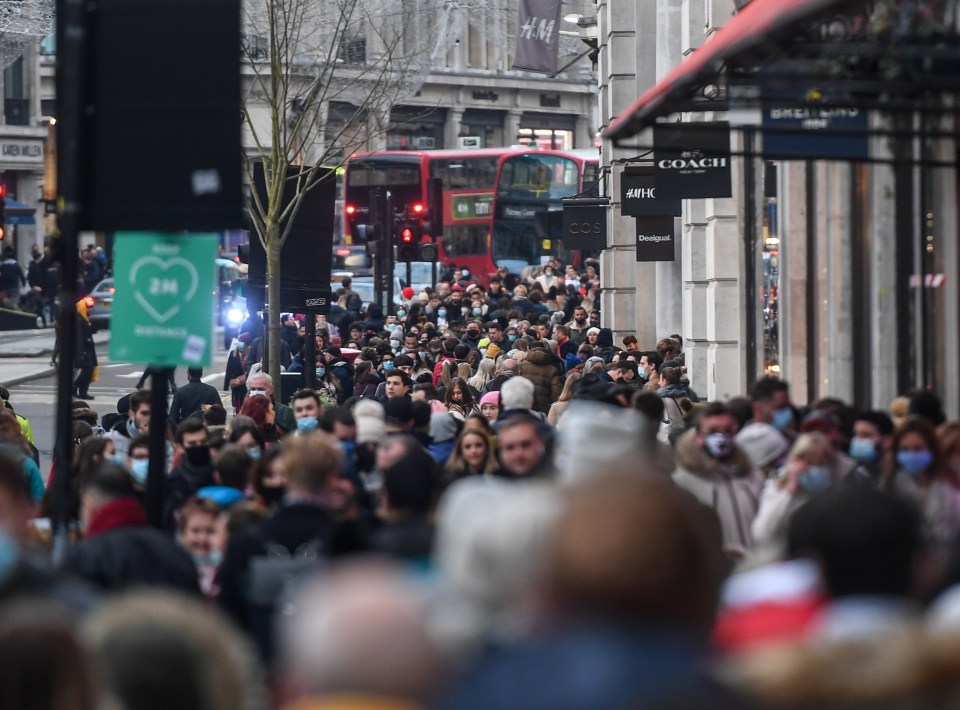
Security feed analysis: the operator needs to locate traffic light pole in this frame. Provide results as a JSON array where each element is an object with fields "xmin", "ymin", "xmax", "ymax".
[{"xmin": 51, "ymin": 0, "xmax": 87, "ymax": 563}]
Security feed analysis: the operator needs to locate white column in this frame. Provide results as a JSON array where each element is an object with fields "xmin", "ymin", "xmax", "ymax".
[
  {"xmin": 778, "ymin": 161, "xmax": 811, "ymax": 403},
  {"xmin": 445, "ymin": 107, "xmax": 464, "ymax": 150},
  {"xmin": 823, "ymin": 162, "xmax": 854, "ymax": 403}
]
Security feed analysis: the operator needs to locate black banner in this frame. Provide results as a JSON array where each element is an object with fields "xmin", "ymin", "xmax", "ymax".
[
  {"xmin": 512, "ymin": 0, "xmax": 562, "ymax": 74},
  {"xmin": 562, "ymin": 200, "xmax": 607, "ymax": 250},
  {"xmin": 653, "ymin": 122, "xmax": 732, "ymax": 199},
  {"xmin": 635, "ymin": 216, "xmax": 675, "ymax": 262},
  {"xmin": 620, "ymin": 172, "xmax": 682, "ymax": 216}
]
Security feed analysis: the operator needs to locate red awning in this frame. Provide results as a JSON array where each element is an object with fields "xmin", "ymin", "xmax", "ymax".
[{"xmin": 603, "ymin": 0, "xmax": 843, "ymax": 143}]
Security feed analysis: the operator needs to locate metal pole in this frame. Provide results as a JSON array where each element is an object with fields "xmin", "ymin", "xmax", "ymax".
[
  {"xmin": 146, "ymin": 369, "xmax": 170, "ymax": 528},
  {"xmin": 385, "ymin": 192, "xmax": 395, "ymax": 313},
  {"xmin": 51, "ymin": 0, "xmax": 87, "ymax": 563},
  {"xmin": 743, "ymin": 127, "xmax": 758, "ymax": 388},
  {"xmin": 304, "ymin": 314, "xmax": 316, "ymax": 390}
]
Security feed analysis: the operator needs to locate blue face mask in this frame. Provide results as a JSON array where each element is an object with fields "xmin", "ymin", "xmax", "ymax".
[
  {"xmin": 799, "ymin": 465, "xmax": 832, "ymax": 493},
  {"xmin": 296, "ymin": 416, "xmax": 319, "ymax": 432},
  {"xmin": 193, "ymin": 550, "xmax": 223, "ymax": 567},
  {"xmin": 315, "ymin": 367, "xmax": 326, "ymax": 379},
  {"xmin": 397, "ymin": 310, "xmax": 407, "ymax": 318},
  {"xmin": 108, "ymin": 452, "xmax": 126, "ymax": 467},
  {"xmin": 127, "ymin": 419, "xmax": 140, "ymax": 437},
  {"xmin": 472, "ymin": 307, "xmax": 483, "ymax": 316},
  {"xmin": 772, "ymin": 407, "xmax": 794, "ymax": 431},
  {"xmin": 247, "ymin": 447, "xmax": 262, "ymax": 460},
  {"xmin": 131, "ymin": 459, "xmax": 149, "ymax": 484},
  {"xmin": 438, "ymin": 309, "xmax": 447, "ymax": 317},
  {"xmin": 849, "ymin": 437, "xmax": 878, "ymax": 463},
  {"xmin": 897, "ymin": 450, "xmax": 933, "ymax": 476},
  {"xmin": 382, "ymin": 360, "xmax": 394, "ymax": 371}
]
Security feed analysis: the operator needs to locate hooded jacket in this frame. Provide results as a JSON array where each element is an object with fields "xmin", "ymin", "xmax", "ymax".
[
  {"xmin": 671, "ymin": 429, "xmax": 765, "ymax": 550},
  {"xmin": 518, "ymin": 350, "xmax": 562, "ymax": 414}
]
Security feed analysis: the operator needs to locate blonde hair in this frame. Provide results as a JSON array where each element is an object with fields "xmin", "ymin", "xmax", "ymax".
[{"xmin": 281, "ymin": 432, "xmax": 344, "ymax": 495}]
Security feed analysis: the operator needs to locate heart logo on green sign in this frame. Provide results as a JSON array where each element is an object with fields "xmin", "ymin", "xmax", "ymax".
[{"xmin": 129, "ymin": 256, "xmax": 199, "ymax": 324}]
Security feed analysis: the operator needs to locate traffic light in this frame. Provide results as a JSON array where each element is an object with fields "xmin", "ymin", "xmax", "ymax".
[
  {"xmin": 396, "ymin": 220, "xmax": 419, "ymax": 262},
  {"xmin": 0, "ymin": 184, "xmax": 7, "ymax": 240},
  {"xmin": 426, "ymin": 177, "xmax": 443, "ymax": 237}
]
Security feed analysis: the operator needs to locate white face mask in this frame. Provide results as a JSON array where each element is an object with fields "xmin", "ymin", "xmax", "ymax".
[{"xmin": 247, "ymin": 389, "xmax": 267, "ymax": 398}]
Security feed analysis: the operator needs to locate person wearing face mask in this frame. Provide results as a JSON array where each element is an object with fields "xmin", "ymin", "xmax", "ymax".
[
  {"xmin": 882, "ymin": 417, "xmax": 960, "ymax": 546},
  {"xmin": 849, "ymin": 410, "xmax": 895, "ymax": 479},
  {"xmin": 165, "ymin": 418, "xmax": 215, "ymax": 531},
  {"xmin": 313, "ymin": 359, "xmax": 343, "ymax": 405},
  {"xmin": 750, "ymin": 377, "xmax": 797, "ymax": 441},
  {"xmin": 292, "ymin": 389, "xmax": 323, "ymax": 434},
  {"xmin": 672, "ymin": 403, "xmax": 765, "ymax": 555},
  {"xmin": 177, "ymin": 495, "xmax": 224, "ymax": 597},
  {"xmin": 461, "ymin": 320, "xmax": 483, "ymax": 351},
  {"xmin": 751, "ymin": 432, "xmax": 844, "ymax": 553}
]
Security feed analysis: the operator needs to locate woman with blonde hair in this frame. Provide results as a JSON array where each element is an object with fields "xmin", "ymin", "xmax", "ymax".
[
  {"xmin": 467, "ymin": 358, "xmax": 496, "ymax": 393},
  {"xmin": 547, "ymin": 372, "xmax": 581, "ymax": 427},
  {"xmin": 443, "ymin": 428, "xmax": 498, "ymax": 483},
  {"xmin": 751, "ymin": 431, "xmax": 844, "ymax": 551}
]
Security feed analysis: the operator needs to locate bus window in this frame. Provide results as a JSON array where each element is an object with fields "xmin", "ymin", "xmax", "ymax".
[{"xmin": 443, "ymin": 224, "xmax": 488, "ymax": 257}]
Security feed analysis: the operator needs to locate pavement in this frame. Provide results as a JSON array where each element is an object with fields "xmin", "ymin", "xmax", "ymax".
[{"xmin": 0, "ymin": 327, "xmax": 111, "ymax": 388}]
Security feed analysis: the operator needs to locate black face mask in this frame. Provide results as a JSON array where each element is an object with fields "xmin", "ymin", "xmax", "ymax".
[
  {"xmin": 574, "ymin": 317, "xmax": 586, "ymax": 325},
  {"xmin": 259, "ymin": 484, "xmax": 286, "ymax": 505},
  {"xmin": 184, "ymin": 445, "xmax": 212, "ymax": 468},
  {"xmin": 466, "ymin": 330, "xmax": 479, "ymax": 339}
]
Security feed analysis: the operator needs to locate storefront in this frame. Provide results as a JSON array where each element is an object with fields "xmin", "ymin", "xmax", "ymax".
[
  {"xmin": 0, "ymin": 132, "xmax": 44, "ymax": 264},
  {"xmin": 603, "ymin": 0, "xmax": 960, "ymax": 415}
]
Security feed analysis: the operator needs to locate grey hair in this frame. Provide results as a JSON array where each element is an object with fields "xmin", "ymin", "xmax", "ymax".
[{"xmin": 500, "ymin": 375, "xmax": 535, "ymax": 410}]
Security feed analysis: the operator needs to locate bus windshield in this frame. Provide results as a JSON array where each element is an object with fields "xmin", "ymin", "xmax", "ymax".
[{"xmin": 496, "ymin": 154, "xmax": 580, "ymax": 200}]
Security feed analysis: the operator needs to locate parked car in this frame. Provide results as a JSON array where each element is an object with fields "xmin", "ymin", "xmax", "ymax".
[
  {"xmin": 332, "ymin": 245, "xmax": 372, "ymax": 272},
  {"xmin": 87, "ymin": 278, "xmax": 114, "ymax": 328}
]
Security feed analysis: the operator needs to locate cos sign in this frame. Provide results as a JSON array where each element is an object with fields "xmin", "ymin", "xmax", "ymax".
[{"xmin": 561, "ymin": 198, "xmax": 608, "ymax": 250}]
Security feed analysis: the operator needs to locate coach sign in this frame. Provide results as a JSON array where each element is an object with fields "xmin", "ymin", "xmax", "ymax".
[
  {"xmin": 620, "ymin": 172, "xmax": 681, "ymax": 217},
  {"xmin": 653, "ymin": 122, "xmax": 732, "ymax": 199},
  {"xmin": 635, "ymin": 216, "xmax": 675, "ymax": 262},
  {"xmin": 562, "ymin": 197, "xmax": 608, "ymax": 250}
]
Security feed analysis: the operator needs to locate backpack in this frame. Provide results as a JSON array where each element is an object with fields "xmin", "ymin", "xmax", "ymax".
[{"xmin": 245, "ymin": 532, "xmax": 329, "ymax": 661}]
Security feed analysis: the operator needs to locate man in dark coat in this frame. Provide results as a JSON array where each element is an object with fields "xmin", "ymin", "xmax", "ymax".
[
  {"xmin": 219, "ymin": 433, "xmax": 366, "ymax": 661},
  {"xmin": 164, "ymin": 418, "xmax": 215, "ymax": 529},
  {"xmin": 169, "ymin": 367, "xmax": 222, "ymax": 425},
  {"xmin": 62, "ymin": 464, "xmax": 200, "ymax": 594}
]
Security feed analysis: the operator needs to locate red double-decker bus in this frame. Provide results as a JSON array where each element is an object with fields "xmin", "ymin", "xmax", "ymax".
[
  {"xmin": 343, "ymin": 147, "xmax": 528, "ymax": 286},
  {"xmin": 490, "ymin": 148, "xmax": 601, "ymax": 273}
]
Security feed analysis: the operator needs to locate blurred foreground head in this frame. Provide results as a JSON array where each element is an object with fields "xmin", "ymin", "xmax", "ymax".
[
  {"xmin": 0, "ymin": 602, "xmax": 96, "ymax": 710},
  {"xmin": 279, "ymin": 559, "xmax": 441, "ymax": 706},
  {"xmin": 547, "ymin": 473, "xmax": 727, "ymax": 638},
  {"xmin": 82, "ymin": 591, "xmax": 264, "ymax": 710}
]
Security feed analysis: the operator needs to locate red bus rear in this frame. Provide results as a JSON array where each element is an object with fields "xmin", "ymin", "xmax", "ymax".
[{"xmin": 343, "ymin": 147, "xmax": 528, "ymax": 287}]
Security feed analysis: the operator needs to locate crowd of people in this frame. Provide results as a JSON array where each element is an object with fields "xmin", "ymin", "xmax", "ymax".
[{"xmin": 4, "ymin": 258, "xmax": 960, "ymax": 709}]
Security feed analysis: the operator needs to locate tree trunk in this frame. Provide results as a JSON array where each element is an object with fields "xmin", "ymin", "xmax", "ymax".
[{"xmin": 266, "ymin": 221, "xmax": 283, "ymax": 405}]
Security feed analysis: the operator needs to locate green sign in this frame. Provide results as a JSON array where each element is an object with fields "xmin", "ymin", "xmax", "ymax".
[
  {"xmin": 110, "ymin": 232, "xmax": 217, "ymax": 367},
  {"xmin": 451, "ymin": 193, "xmax": 493, "ymax": 221}
]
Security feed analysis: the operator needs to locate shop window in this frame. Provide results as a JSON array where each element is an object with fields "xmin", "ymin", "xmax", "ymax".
[
  {"xmin": 4, "ymin": 56, "xmax": 27, "ymax": 127},
  {"xmin": 339, "ymin": 36, "xmax": 366, "ymax": 65},
  {"xmin": 516, "ymin": 127, "xmax": 573, "ymax": 150}
]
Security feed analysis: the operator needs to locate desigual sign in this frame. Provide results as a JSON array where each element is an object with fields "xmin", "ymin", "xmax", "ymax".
[
  {"xmin": 635, "ymin": 216, "xmax": 675, "ymax": 262},
  {"xmin": 0, "ymin": 139, "xmax": 43, "ymax": 165}
]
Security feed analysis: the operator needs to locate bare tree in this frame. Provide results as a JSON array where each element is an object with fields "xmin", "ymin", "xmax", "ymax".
[
  {"xmin": 241, "ymin": 0, "xmax": 460, "ymax": 389},
  {"xmin": 0, "ymin": 0, "xmax": 55, "ymax": 69}
]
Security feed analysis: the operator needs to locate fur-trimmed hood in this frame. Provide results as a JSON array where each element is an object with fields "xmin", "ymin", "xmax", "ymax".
[{"xmin": 674, "ymin": 428, "xmax": 755, "ymax": 479}]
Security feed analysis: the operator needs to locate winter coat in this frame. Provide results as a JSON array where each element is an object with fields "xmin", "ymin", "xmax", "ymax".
[
  {"xmin": 671, "ymin": 429, "xmax": 765, "ymax": 550},
  {"xmin": 353, "ymin": 372, "xmax": 381, "ymax": 399},
  {"xmin": 518, "ymin": 350, "xmax": 562, "ymax": 414},
  {"xmin": 658, "ymin": 383, "xmax": 701, "ymax": 402},
  {"xmin": 62, "ymin": 497, "xmax": 200, "ymax": 593},
  {"xmin": 328, "ymin": 357, "xmax": 354, "ymax": 398}
]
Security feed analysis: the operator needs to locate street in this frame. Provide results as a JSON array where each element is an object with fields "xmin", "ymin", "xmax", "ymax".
[{"xmin": 7, "ymin": 338, "xmax": 231, "ymax": 476}]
